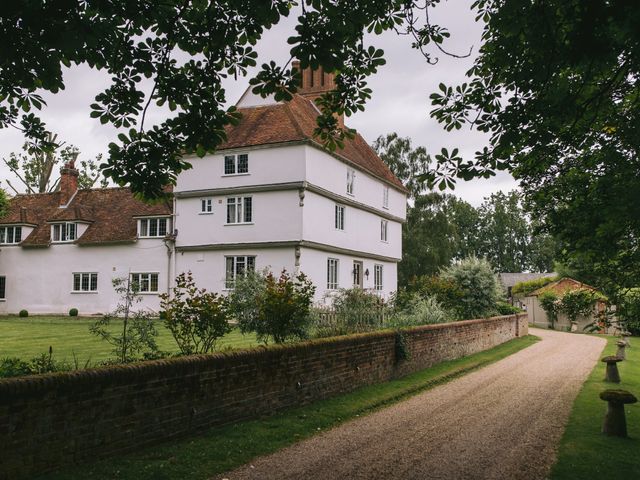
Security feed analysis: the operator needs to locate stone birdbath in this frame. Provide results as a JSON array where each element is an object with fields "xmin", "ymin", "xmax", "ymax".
[
  {"xmin": 621, "ymin": 331, "xmax": 632, "ymax": 348},
  {"xmin": 602, "ymin": 356, "xmax": 622, "ymax": 383},
  {"xmin": 600, "ymin": 389, "xmax": 638, "ymax": 437},
  {"xmin": 616, "ymin": 340, "xmax": 627, "ymax": 360}
]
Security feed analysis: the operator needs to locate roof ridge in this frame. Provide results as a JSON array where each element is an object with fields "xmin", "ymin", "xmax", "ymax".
[{"xmin": 282, "ymin": 100, "xmax": 306, "ymax": 139}]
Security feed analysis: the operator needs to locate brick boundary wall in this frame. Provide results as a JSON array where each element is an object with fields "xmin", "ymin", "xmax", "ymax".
[{"xmin": 0, "ymin": 314, "xmax": 527, "ymax": 479}]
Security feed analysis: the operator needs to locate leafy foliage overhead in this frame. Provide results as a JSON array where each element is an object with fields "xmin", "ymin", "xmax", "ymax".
[
  {"xmin": 1, "ymin": 1, "xmax": 458, "ymax": 199},
  {"xmin": 429, "ymin": 0, "xmax": 640, "ymax": 290}
]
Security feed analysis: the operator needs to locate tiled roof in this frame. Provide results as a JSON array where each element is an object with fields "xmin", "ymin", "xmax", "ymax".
[
  {"xmin": 498, "ymin": 272, "xmax": 555, "ymax": 288},
  {"xmin": 220, "ymin": 94, "xmax": 407, "ymax": 192},
  {"xmin": 530, "ymin": 277, "xmax": 601, "ymax": 297},
  {"xmin": 0, "ymin": 188, "xmax": 171, "ymax": 247}
]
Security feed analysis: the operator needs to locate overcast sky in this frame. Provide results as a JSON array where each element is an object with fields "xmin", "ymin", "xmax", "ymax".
[{"xmin": 0, "ymin": 2, "xmax": 517, "ymax": 206}]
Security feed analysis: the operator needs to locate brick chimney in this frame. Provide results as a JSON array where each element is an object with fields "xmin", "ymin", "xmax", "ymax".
[
  {"xmin": 292, "ymin": 60, "xmax": 343, "ymax": 126},
  {"xmin": 59, "ymin": 158, "xmax": 79, "ymax": 206}
]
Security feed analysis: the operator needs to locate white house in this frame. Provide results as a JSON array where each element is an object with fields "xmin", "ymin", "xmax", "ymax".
[{"xmin": 0, "ymin": 65, "xmax": 407, "ymax": 315}]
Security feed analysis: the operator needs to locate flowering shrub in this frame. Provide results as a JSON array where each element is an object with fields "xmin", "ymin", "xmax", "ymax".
[
  {"xmin": 253, "ymin": 270, "xmax": 316, "ymax": 344},
  {"xmin": 160, "ymin": 272, "xmax": 231, "ymax": 354}
]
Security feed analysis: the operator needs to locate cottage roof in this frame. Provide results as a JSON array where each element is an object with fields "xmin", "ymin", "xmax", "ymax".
[
  {"xmin": 498, "ymin": 272, "xmax": 555, "ymax": 288},
  {"xmin": 220, "ymin": 93, "xmax": 406, "ymax": 192},
  {"xmin": 0, "ymin": 188, "xmax": 172, "ymax": 247},
  {"xmin": 530, "ymin": 277, "xmax": 601, "ymax": 297}
]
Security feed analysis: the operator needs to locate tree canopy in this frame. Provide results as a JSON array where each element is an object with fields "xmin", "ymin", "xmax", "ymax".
[
  {"xmin": 1, "ymin": 1, "xmax": 457, "ymax": 199},
  {"xmin": 429, "ymin": 0, "xmax": 640, "ymax": 290}
]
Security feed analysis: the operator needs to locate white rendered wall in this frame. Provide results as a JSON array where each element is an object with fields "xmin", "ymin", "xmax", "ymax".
[
  {"xmin": 304, "ymin": 146, "xmax": 406, "ymax": 220},
  {"xmin": 176, "ymin": 247, "xmax": 297, "ymax": 293},
  {"xmin": 174, "ymin": 190, "xmax": 303, "ymax": 247},
  {"xmin": 302, "ymin": 191, "xmax": 401, "ymax": 260},
  {"xmin": 176, "ymin": 145, "xmax": 307, "ymax": 193},
  {"xmin": 299, "ymin": 247, "xmax": 398, "ymax": 303},
  {"xmin": 0, "ymin": 241, "xmax": 169, "ymax": 315}
]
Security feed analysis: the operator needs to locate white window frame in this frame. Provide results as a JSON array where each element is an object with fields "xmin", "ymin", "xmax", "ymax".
[
  {"xmin": 383, "ymin": 186, "xmax": 389, "ymax": 209},
  {"xmin": 200, "ymin": 198, "xmax": 213, "ymax": 214},
  {"xmin": 346, "ymin": 168, "xmax": 355, "ymax": 195},
  {"xmin": 225, "ymin": 255, "xmax": 256, "ymax": 289},
  {"xmin": 72, "ymin": 272, "xmax": 98, "ymax": 293},
  {"xmin": 0, "ymin": 226, "xmax": 22, "ymax": 244},
  {"xmin": 380, "ymin": 219, "xmax": 388, "ymax": 242},
  {"xmin": 138, "ymin": 217, "xmax": 169, "ymax": 238},
  {"xmin": 223, "ymin": 153, "xmax": 249, "ymax": 176},
  {"xmin": 327, "ymin": 258, "xmax": 339, "ymax": 290},
  {"xmin": 130, "ymin": 272, "xmax": 159, "ymax": 293},
  {"xmin": 226, "ymin": 196, "xmax": 253, "ymax": 224},
  {"xmin": 335, "ymin": 204, "xmax": 345, "ymax": 231},
  {"xmin": 374, "ymin": 264, "xmax": 383, "ymax": 291},
  {"xmin": 51, "ymin": 222, "xmax": 77, "ymax": 243}
]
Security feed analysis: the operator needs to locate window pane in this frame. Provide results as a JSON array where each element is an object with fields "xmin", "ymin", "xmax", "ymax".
[
  {"xmin": 158, "ymin": 218, "xmax": 167, "ymax": 236},
  {"xmin": 0, "ymin": 276, "xmax": 5, "ymax": 299},
  {"xmin": 81, "ymin": 274, "xmax": 89, "ymax": 291},
  {"xmin": 0, "ymin": 228, "xmax": 5, "ymax": 244},
  {"xmin": 236, "ymin": 256, "xmax": 246, "ymax": 276},
  {"xmin": 68, "ymin": 223, "xmax": 76, "ymax": 240},
  {"xmin": 247, "ymin": 256, "xmax": 255, "ymax": 272},
  {"xmin": 73, "ymin": 274, "xmax": 80, "ymax": 291},
  {"xmin": 150, "ymin": 274, "xmax": 158, "ymax": 292},
  {"xmin": 141, "ymin": 274, "xmax": 150, "ymax": 292},
  {"xmin": 227, "ymin": 199, "xmax": 236, "ymax": 223},
  {"xmin": 224, "ymin": 155, "xmax": 236, "ymax": 174},
  {"xmin": 90, "ymin": 274, "xmax": 98, "ymax": 291},
  {"xmin": 225, "ymin": 257, "xmax": 234, "ymax": 288},
  {"xmin": 149, "ymin": 219, "xmax": 158, "ymax": 237},
  {"xmin": 237, "ymin": 154, "xmax": 249, "ymax": 173},
  {"xmin": 140, "ymin": 219, "xmax": 148, "ymax": 236},
  {"xmin": 243, "ymin": 197, "xmax": 252, "ymax": 222},
  {"xmin": 15, "ymin": 227, "xmax": 21, "ymax": 243}
]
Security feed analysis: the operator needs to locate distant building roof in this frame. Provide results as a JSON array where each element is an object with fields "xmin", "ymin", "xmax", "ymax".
[
  {"xmin": 530, "ymin": 277, "xmax": 602, "ymax": 297},
  {"xmin": 498, "ymin": 272, "xmax": 555, "ymax": 288}
]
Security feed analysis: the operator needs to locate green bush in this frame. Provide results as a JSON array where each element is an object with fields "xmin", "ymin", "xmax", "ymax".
[
  {"xmin": 495, "ymin": 301, "xmax": 523, "ymax": 315},
  {"xmin": 316, "ymin": 288, "xmax": 386, "ymax": 336},
  {"xmin": 538, "ymin": 291, "xmax": 561, "ymax": 327},
  {"xmin": 386, "ymin": 293, "xmax": 449, "ymax": 328},
  {"xmin": 0, "ymin": 357, "xmax": 31, "ymax": 378},
  {"xmin": 18, "ymin": 309, "xmax": 28, "ymax": 317},
  {"xmin": 406, "ymin": 275, "xmax": 464, "ymax": 313},
  {"xmin": 227, "ymin": 269, "xmax": 268, "ymax": 336},
  {"xmin": 618, "ymin": 288, "xmax": 640, "ymax": 335},
  {"xmin": 160, "ymin": 271, "xmax": 232, "ymax": 354},
  {"xmin": 511, "ymin": 276, "xmax": 557, "ymax": 297},
  {"xmin": 254, "ymin": 270, "xmax": 316, "ymax": 343},
  {"xmin": 560, "ymin": 288, "xmax": 603, "ymax": 323},
  {"xmin": 68, "ymin": 308, "xmax": 79, "ymax": 317},
  {"xmin": 440, "ymin": 257, "xmax": 501, "ymax": 320},
  {"xmin": 0, "ymin": 348, "xmax": 69, "ymax": 378}
]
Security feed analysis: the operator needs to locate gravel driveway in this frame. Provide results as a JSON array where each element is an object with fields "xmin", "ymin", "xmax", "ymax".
[{"xmin": 215, "ymin": 329, "xmax": 605, "ymax": 480}]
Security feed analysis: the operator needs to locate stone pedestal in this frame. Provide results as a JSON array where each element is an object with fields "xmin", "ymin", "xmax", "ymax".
[
  {"xmin": 602, "ymin": 356, "xmax": 622, "ymax": 383},
  {"xmin": 600, "ymin": 390, "xmax": 638, "ymax": 437}
]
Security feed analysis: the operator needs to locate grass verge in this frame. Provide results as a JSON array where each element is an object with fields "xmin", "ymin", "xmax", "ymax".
[
  {"xmin": 41, "ymin": 334, "xmax": 539, "ymax": 480},
  {"xmin": 551, "ymin": 335, "xmax": 640, "ymax": 480}
]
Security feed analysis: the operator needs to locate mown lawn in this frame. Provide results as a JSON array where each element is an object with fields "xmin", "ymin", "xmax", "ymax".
[
  {"xmin": 0, "ymin": 316, "xmax": 259, "ymax": 364},
  {"xmin": 40, "ymin": 335, "xmax": 539, "ymax": 480},
  {"xmin": 551, "ymin": 335, "xmax": 640, "ymax": 479}
]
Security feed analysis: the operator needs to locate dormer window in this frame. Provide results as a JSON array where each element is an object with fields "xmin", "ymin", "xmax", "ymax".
[
  {"xmin": 0, "ymin": 226, "xmax": 22, "ymax": 244},
  {"xmin": 224, "ymin": 153, "xmax": 249, "ymax": 175},
  {"xmin": 138, "ymin": 217, "xmax": 169, "ymax": 238},
  {"xmin": 346, "ymin": 168, "xmax": 355, "ymax": 195},
  {"xmin": 52, "ymin": 222, "xmax": 76, "ymax": 243}
]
